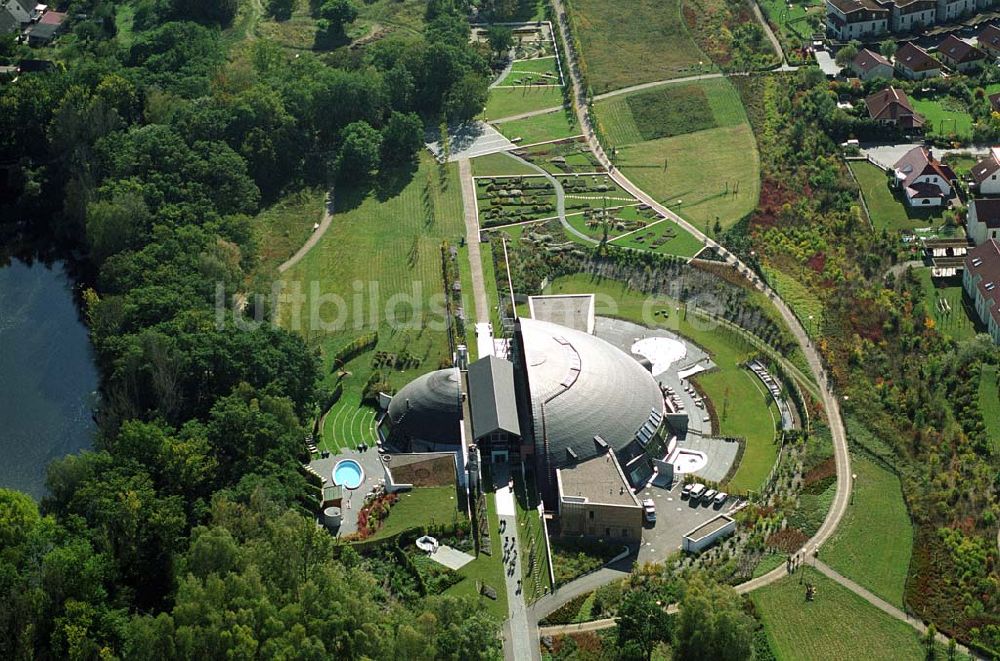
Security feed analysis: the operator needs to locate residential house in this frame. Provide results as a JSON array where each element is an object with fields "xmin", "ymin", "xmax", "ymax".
[
  {"xmin": 969, "ymin": 147, "xmax": 1000, "ymax": 196},
  {"xmin": 894, "ymin": 42, "xmax": 943, "ymax": 79},
  {"xmin": 25, "ymin": 10, "xmax": 65, "ymax": 46},
  {"xmin": 826, "ymin": 0, "xmax": 889, "ymax": 40},
  {"xmin": 852, "ymin": 48, "xmax": 894, "ymax": 80},
  {"xmin": 0, "ymin": 8, "xmax": 16, "ymax": 33},
  {"xmin": 936, "ymin": 34, "xmax": 986, "ymax": 70},
  {"xmin": 936, "ymin": 0, "xmax": 977, "ymax": 22},
  {"xmin": 989, "ymin": 92, "xmax": 1000, "ymax": 114},
  {"xmin": 891, "ymin": 145, "xmax": 956, "ymax": 206},
  {"xmin": 963, "ymin": 239, "xmax": 1000, "ymax": 343},
  {"xmin": 865, "ymin": 86, "xmax": 926, "ymax": 130},
  {"xmin": 891, "ymin": 0, "xmax": 938, "ymax": 32},
  {"xmin": 2, "ymin": 0, "xmax": 30, "ymax": 25},
  {"xmin": 980, "ymin": 24, "xmax": 1000, "ymax": 59},
  {"xmin": 967, "ymin": 198, "xmax": 1000, "ymax": 244}
]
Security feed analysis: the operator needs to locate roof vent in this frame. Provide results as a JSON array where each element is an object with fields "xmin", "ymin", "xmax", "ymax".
[
  {"xmin": 986, "ymin": 282, "xmax": 995, "ymax": 291},
  {"xmin": 594, "ymin": 435, "xmax": 608, "ymax": 449},
  {"xmin": 973, "ymin": 257, "xmax": 984, "ymax": 267}
]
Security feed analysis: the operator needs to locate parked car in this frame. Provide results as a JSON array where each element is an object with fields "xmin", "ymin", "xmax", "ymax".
[
  {"xmin": 681, "ymin": 483, "xmax": 695, "ymax": 498},
  {"xmin": 701, "ymin": 489, "xmax": 717, "ymax": 504},
  {"xmin": 642, "ymin": 498, "xmax": 656, "ymax": 523},
  {"xmin": 713, "ymin": 491, "xmax": 728, "ymax": 507},
  {"xmin": 688, "ymin": 483, "xmax": 706, "ymax": 500}
]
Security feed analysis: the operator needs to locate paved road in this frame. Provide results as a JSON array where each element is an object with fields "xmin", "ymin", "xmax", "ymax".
[
  {"xmin": 277, "ymin": 189, "xmax": 334, "ymax": 274},
  {"xmin": 592, "ymin": 72, "xmax": 724, "ymax": 101},
  {"xmin": 496, "ymin": 486, "xmax": 537, "ymax": 661},
  {"xmin": 459, "ymin": 159, "xmax": 489, "ymax": 323}
]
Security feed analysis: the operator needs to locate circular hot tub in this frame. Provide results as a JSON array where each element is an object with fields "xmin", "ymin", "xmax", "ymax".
[{"xmin": 332, "ymin": 459, "xmax": 364, "ymax": 489}]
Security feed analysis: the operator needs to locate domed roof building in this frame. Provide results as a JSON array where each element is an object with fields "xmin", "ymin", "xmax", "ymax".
[{"xmin": 382, "ymin": 367, "xmax": 462, "ymax": 450}]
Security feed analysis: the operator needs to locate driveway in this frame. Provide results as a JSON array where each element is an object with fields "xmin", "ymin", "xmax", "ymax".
[
  {"xmin": 861, "ymin": 143, "xmax": 990, "ymax": 170},
  {"xmin": 636, "ymin": 480, "xmax": 738, "ymax": 564}
]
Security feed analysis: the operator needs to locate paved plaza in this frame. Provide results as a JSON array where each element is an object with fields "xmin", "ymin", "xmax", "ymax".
[{"xmin": 425, "ymin": 121, "xmax": 515, "ymax": 161}]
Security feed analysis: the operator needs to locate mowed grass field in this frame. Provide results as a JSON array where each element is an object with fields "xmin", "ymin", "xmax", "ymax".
[
  {"xmin": 541, "ymin": 274, "xmax": 779, "ymax": 492},
  {"xmin": 571, "ymin": 0, "xmax": 713, "ymax": 93},
  {"xmin": 596, "ymin": 78, "xmax": 759, "ymax": 230},
  {"xmin": 472, "ymin": 152, "xmax": 540, "ymax": 177},
  {"xmin": 916, "ymin": 268, "xmax": 978, "ymax": 341},
  {"xmin": 911, "ymin": 97, "xmax": 973, "ymax": 139},
  {"xmin": 280, "ymin": 154, "xmax": 466, "ymax": 445},
  {"xmin": 253, "ymin": 186, "xmax": 327, "ymax": 274},
  {"xmin": 495, "ymin": 109, "xmax": 579, "ymax": 145},
  {"xmin": 978, "ymin": 364, "xmax": 1000, "ymax": 456},
  {"xmin": 752, "ymin": 570, "xmax": 930, "ymax": 661},
  {"xmin": 485, "ymin": 86, "xmax": 565, "ymax": 120},
  {"xmin": 822, "ymin": 456, "xmax": 913, "ymax": 608},
  {"xmin": 443, "ymin": 493, "xmax": 509, "ymax": 620},
  {"xmin": 850, "ymin": 161, "xmax": 947, "ymax": 232}
]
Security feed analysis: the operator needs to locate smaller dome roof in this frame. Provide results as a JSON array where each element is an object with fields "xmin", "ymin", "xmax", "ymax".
[{"xmin": 386, "ymin": 368, "xmax": 461, "ymax": 445}]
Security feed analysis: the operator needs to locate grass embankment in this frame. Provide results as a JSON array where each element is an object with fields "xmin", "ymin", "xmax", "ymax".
[
  {"xmin": 595, "ymin": 79, "xmax": 759, "ymax": 231},
  {"xmin": 368, "ymin": 486, "xmax": 462, "ymax": 541},
  {"xmin": 822, "ymin": 456, "xmax": 914, "ymax": 608},
  {"xmin": 253, "ymin": 186, "xmax": 327, "ymax": 274},
  {"xmin": 849, "ymin": 161, "xmax": 947, "ymax": 233},
  {"xmin": 570, "ymin": 0, "xmax": 714, "ymax": 93},
  {"xmin": 281, "ymin": 154, "xmax": 465, "ymax": 449},
  {"xmin": 978, "ymin": 364, "xmax": 1000, "ymax": 456},
  {"xmin": 752, "ymin": 570, "xmax": 932, "ymax": 661},
  {"xmin": 444, "ymin": 493, "xmax": 509, "ymax": 619},
  {"xmin": 542, "ymin": 274, "xmax": 780, "ymax": 493}
]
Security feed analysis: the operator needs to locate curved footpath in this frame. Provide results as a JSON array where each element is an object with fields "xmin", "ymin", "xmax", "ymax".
[
  {"xmin": 277, "ymin": 189, "xmax": 334, "ymax": 274},
  {"xmin": 526, "ymin": 3, "xmax": 983, "ymax": 657}
]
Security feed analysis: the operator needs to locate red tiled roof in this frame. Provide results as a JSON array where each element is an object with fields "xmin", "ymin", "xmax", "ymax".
[
  {"xmin": 895, "ymin": 42, "xmax": 942, "ymax": 72},
  {"xmin": 970, "ymin": 150, "xmax": 1000, "ymax": 184},
  {"xmin": 853, "ymin": 48, "xmax": 891, "ymax": 74},
  {"xmin": 972, "ymin": 198, "xmax": 1000, "ymax": 229},
  {"xmin": 979, "ymin": 24, "xmax": 1000, "ymax": 52},
  {"xmin": 38, "ymin": 10, "xmax": 66, "ymax": 25},
  {"xmin": 865, "ymin": 87, "xmax": 926, "ymax": 128},
  {"xmin": 965, "ymin": 239, "xmax": 1000, "ymax": 328}
]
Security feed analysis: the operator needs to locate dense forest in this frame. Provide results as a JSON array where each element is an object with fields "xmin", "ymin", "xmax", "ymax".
[{"xmin": 0, "ymin": 0, "xmax": 503, "ymax": 657}]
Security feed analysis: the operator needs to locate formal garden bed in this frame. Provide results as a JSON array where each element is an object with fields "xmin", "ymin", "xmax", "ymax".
[
  {"xmin": 514, "ymin": 139, "xmax": 604, "ymax": 174},
  {"xmin": 476, "ymin": 175, "xmax": 558, "ymax": 226}
]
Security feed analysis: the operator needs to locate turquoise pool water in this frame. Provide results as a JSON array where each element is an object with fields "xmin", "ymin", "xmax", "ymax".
[{"xmin": 333, "ymin": 459, "xmax": 364, "ymax": 489}]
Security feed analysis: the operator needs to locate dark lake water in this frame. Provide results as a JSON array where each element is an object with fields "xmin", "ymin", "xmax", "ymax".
[{"xmin": 0, "ymin": 260, "xmax": 98, "ymax": 499}]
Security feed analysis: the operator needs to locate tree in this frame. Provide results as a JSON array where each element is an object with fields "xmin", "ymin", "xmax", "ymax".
[
  {"xmin": 381, "ymin": 111, "xmax": 424, "ymax": 165},
  {"xmin": 444, "ymin": 72, "xmax": 488, "ymax": 122},
  {"xmin": 316, "ymin": 0, "xmax": 358, "ymax": 46},
  {"xmin": 487, "ymin": 26, "xmax": 513, "ymax": 61},
  {"xmin": 835, "ymin": 41, "xmax": 861, "ymax": 67},
  {"xmin": 880, "ymin": 38, "xmax": 897, "ymax": 60},
  {"xmin": 86, "ymin": 185, "xmax": 151, "ymax": 263},
  {"xmin": 268, "ymin": 0, "xmax": 294, "ymax": 20},
  {"xmin": 674, "ymin": 574, "xmax": 753, "ymax": 661},
  {"xmin": 336, "ymin": 121, "xmax": 382, "ymax": 180},
  {"xmin": 617, "ymin": 586, "xmax": 671, "ymax": 661}
]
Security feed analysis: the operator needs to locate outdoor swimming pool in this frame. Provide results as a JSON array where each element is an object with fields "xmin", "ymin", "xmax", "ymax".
[{"xmin": 333, "ymin": 459, "xmax": 364, "ymax": 489}]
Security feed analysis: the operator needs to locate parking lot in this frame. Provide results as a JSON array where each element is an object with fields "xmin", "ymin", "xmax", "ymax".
[{"xmin": 636, "ymin": 480, "xmax": 738, "ymax": 564}]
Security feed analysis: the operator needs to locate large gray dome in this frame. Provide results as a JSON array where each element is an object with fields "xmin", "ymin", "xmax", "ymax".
[
  {"xmin": 385, "ymin": 368, "xmax": 461, "ymax": 445},
  {"xmin": 519, "ymin": 318, "xmax": 665, "ymax": 469}
]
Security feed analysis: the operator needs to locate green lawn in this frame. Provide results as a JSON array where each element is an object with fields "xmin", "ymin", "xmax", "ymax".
[
  {"xmin": 444, "ymin": 493, "xmax": 509, "ymax": 619},
  {"xmin": 911, "ymin": 97, "xmax": 973, "ymax": 139},
  {"xmin": 513, "ymin": 471, "xmax": 554, "ymax": 603},
  {"xmin": 541, "ymin": 274, "xmax": 780, "ymax": 493},
  {"xmin": 252, "ymin": 186, "xmax": 326, "ymax": 275},
  {"xmin": 368, "ymin": 486, "xmax": 462, "ymax": 540},
  {"xmin": 822, "ymin": 456, "xmax": 913, "ymax": 608},
  {"xmin": 699, "ymin": 367, "xmax": 780, "ymax": 493},
  {"xmin": 611, "ymin": 124, "xmax": 760, "ymax": 231},
  {"xmin": 570, "ymin": 0, "xmax": 715, "ymax": 94},
  {"xmin": 498, "ymin": 56, "xmax": 562, "ymax": 86},
  {"xmin": 596, "ymin": 78, "xmax": 747, "ymax": 146},
  {"xmin": 916, "ymin": 268, "xmax": 978, "ymax": 341},
  {"xmin": 280, "ymin": 155, "xmax": 465, "ymax": 444},
  {"xmin": 978, "ymin": 364, "xmax": 1000, "ymax": 456},
  {"xmin": 495, "ymin": 109, "xmax": 578, "ymax": 145},
  {"xmin": 757, "ymin": 0, "xmax": 824, "ymax": 62},
  {"xmin": 850, "ymin": 161, "xmax": 947, "ymax": 233},
  {"xmin": 484, "ymin": 86, "xmax": 565, "ymax": 120},
  {"xmin": 762, "ymin": 265, "xmax": 825, "ymax": 339},
  {"xmin": 752, "ymin": 570, "xmax": 929, "ymax": 661},
  {"xmin": 472, "ymin": 152, "xmax": 540, "ymax": 177},
  {"xmin": 610, "ymin": 218, "xmax": 705, "ymax": 257}
]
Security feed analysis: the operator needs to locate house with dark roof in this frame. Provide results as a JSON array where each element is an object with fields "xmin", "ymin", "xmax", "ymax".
[
  {"xmin": 980, "ymin": 24, "xmax": 1000, "ymax": 59},
  {"xmin": 989, "ymin": 92, "xmax": 1000, "ymax": 114},
  {"xmin": 963, "ymin": 239, "xmax": 1000, "ymax": 343},
  {"xmin": 891, "ymin": 146, "xmax": 956, "ymax": 207},
  {"xmin": 852, "ymin": 49, "xmax": 893, "ymax": 80},
  {"xmin": 825, "ymin": 0, "xmax": 889, "ymax": 40},
  {"xmin": 936, "ymin": 34, "xmax": 985, "ymax": 71},
  {"xmin": 0, "ymin": 8, "xmax": 17, "ymax": 34},
  {"xmin": 890, "ymin": 0, "xmax": 937, "ymax": 32},
  {"xmin": 25, "ymin": 9, "xmax": 65, "ymax": 45},
  {"xmin": 894, "ymin": 42, "xmax": 943, "ymax": 79},
  {"xmin": 2, "ymin": 0, "xmax": 30, "ymax": 25},
  {"xmin": 969, "ymin": 147, "xmax": 1000, "ymax": 197},
  {"xmin": 967, "ymin": 198, "xmax": 1000, "ymax": 244},
  {"xmin": 865, "ymin": 87, "xmax": 926, "ymax": 130},
  {"xmin": 467, "ymin": 354, "xmax": 522, "ymax": 463}
]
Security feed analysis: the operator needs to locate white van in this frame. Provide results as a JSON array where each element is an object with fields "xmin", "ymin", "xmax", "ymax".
[{"xmin": 688, "ymin": 483, "xmax": 706, "ymax": 499}]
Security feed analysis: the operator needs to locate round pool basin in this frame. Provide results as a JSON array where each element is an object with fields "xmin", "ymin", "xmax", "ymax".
[
  {"xmin": 333, "ymin": 459, "xmax": 364, "ymax": 489},
  {"xmin": 670, "ymin": 449, "xmax": 708, "ymax": 474}
]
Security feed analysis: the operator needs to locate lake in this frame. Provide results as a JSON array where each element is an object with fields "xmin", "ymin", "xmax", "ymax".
[{"xmin": 0, "ymin": 259, "xmax": 98, "ymax": 499}]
